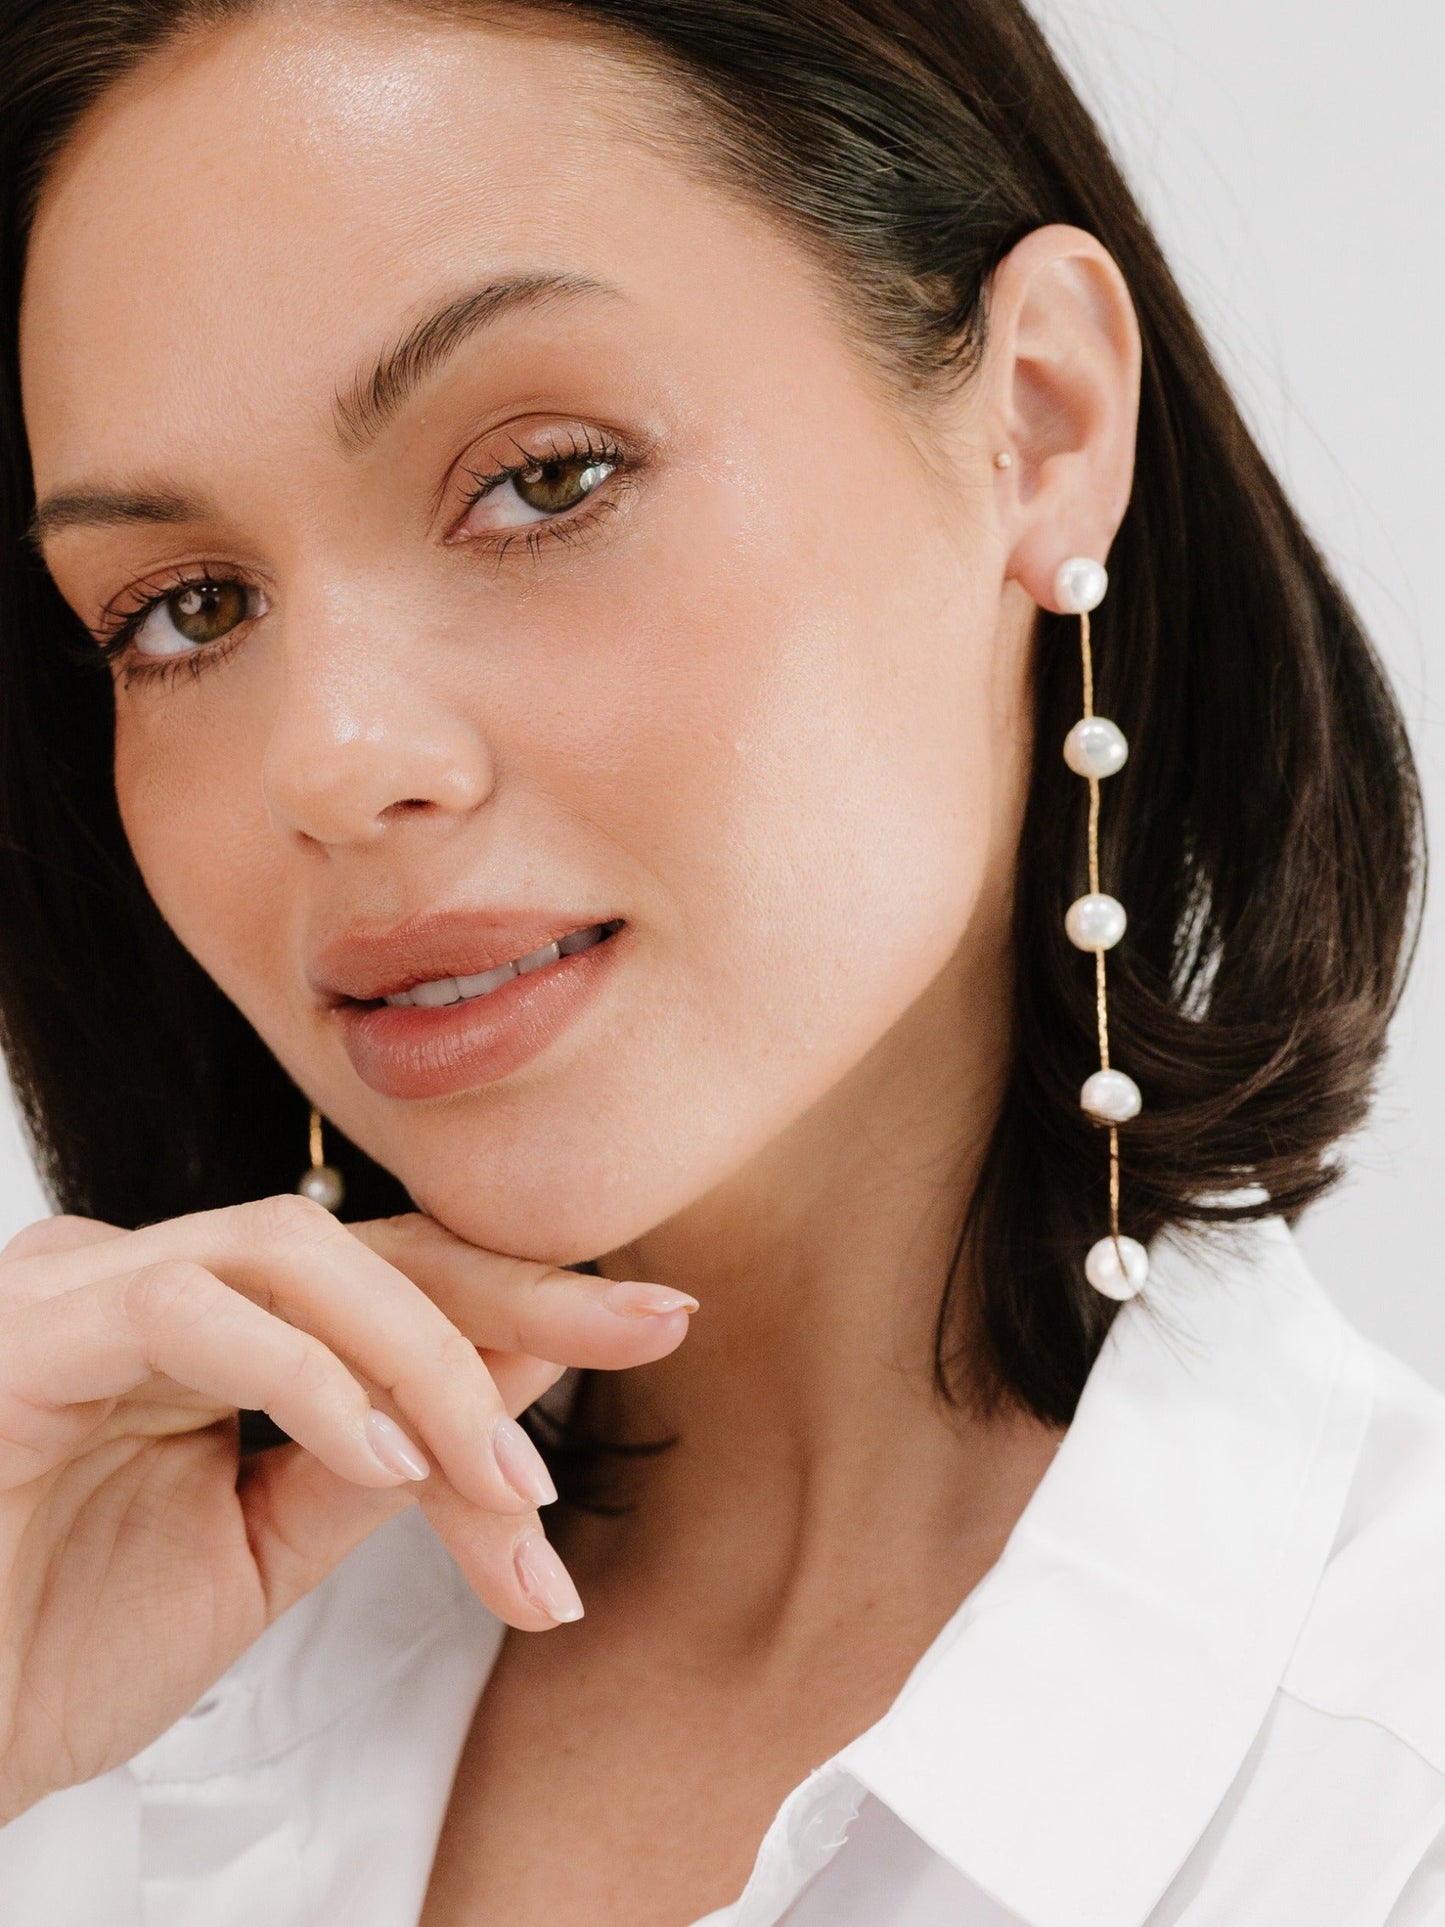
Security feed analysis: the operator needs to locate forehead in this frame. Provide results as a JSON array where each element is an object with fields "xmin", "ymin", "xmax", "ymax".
[{"xmin": 19, "ymin": 6, "xmax": 812, "ymax": 482}]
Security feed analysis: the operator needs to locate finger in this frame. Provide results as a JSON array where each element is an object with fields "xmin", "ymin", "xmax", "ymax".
[
  {"xmin": 0, "ymin": 1260, "xmax": 430, "ymax": 1493},
  {"xmin": 420, "ymin": 1477, "xmax": 584, "ymax": 1631},
  {"xmin": 239, "ymin": 1446, "xmax": 582, "ymax": 1634},
  {"xmin": 42, "ymin": 1196, "xmax": 555, "ymax": 1518},
  {"xmin": 484, "ymin": 1353, "xmax": 570, "ymax": 1416},
  {"xmin": 238, "ymin": 1443, "xmax": 420, "ymax": 1623},
  {"xmin": 349, "ymin": 1213, "xmax": 698, "ymax": 1368},
  {"xmin": 4, "ymin": 1197, "xmax": 602, "ymax": 1518},
  {"xmin": 0, "ymin": 1213, "xmax": 128, "ymax": 1266},
  {"xmin": 235, "ymin": 1354, "xmax": 563, "ymax": 1464}
]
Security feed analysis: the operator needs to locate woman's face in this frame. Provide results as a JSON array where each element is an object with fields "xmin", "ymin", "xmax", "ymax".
[{"xmin": 20, "ymin": 6, "xmax": 1031, "ymax": 1262}]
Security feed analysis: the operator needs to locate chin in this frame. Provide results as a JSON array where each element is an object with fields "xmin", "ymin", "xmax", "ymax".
[{"xmin": 389, "ymin": 1157, "xmax": 663, "ymax": 1268}]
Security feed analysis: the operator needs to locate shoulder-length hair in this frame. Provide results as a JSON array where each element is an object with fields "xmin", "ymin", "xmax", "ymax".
[{"xmin": 0, "ymin": 0, "xmax": 1424, "ymax": 1444}]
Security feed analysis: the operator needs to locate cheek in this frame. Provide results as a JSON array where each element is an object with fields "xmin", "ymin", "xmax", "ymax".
[
  {"xmin": 113, "ymin": 699, "xmax": 285, "ymax": 994},
  {"xmin": 672, "ymin": 586, "xmax": 1003, "ymax": 1045},
  {"xmin": 514, "ymin": 490, "xmax": 1019, "ymax": 1202}
]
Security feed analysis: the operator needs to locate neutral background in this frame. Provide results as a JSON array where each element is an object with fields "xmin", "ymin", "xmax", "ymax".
[{"xmin": 1, "ymin": 1, "xmax": 1442, "ymax": 1375}]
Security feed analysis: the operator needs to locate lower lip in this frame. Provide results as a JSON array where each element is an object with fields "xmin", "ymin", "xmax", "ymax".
[{"xmin": 333, "ymin": 925, "xmax": 626, "ymax": 1100}]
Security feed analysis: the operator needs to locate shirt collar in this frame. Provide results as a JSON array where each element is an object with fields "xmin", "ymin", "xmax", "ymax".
[
  {"xmin": 133, "ymin": 1217, "xmax": 1372, "ymax": 1927},
  {"xmin": 837, "ymin": 1216, "xmax": 1374, "ymax": 1927}
]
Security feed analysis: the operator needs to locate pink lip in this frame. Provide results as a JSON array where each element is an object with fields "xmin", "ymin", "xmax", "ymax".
[
  {"xmin": 309, "ymin": 907, "xmax": 624, "ymax": 1005},
  {"xmin": 324, "ymin": 918, "xmax": 627, "ymax": 1100}
]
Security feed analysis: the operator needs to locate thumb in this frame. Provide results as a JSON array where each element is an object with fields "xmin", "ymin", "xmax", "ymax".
[{"xmin": 237, "ymin": 1442, "xmax": 418, "ymax": 1623}]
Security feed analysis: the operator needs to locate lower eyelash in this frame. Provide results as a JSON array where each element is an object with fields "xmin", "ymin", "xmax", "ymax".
[
  {"xmin": 116, "ymin": 629, "xmax": 249, "ymax": 692},
  {"xmin": 486, "ymin": 490, "xmax": 630, "ymax": 569}
]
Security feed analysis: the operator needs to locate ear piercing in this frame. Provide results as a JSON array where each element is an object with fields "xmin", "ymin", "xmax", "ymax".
[
  {"xmin": 296, "ymin": 1103, "xmax": 345, "ymax": 1212},
  {"xmin": 993, "ymin": 450, "xmax": 1014, "ymax": 469},
  {"xmin": 1056, "ymin": 555, "xmax": 1148, "ymax": 1301}
]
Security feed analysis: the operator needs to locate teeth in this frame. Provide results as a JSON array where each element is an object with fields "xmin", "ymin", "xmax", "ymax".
[
  {"xmin": 456, "ymin": 961, "xmax": 517, "ymax": 998},
  {"xmin": 515, "ymin": 940, "xmax": 561, "ymax": 975},
  {"xmin": 382, "ymin": 922, "xmax": 612, "ymax": 1009},
  {"xmin": 411, "ymin": 976, "xmax": 461, "ymax": 1008}
]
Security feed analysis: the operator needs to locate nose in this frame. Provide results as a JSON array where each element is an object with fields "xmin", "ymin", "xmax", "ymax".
[{"xmin": 260, "ymin": 594, "xmax": 496, "ymax": 847}]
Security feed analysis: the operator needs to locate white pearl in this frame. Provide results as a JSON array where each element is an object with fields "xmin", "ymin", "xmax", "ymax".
[
  {"xmin": 297, "ymin": 1164, "xmax": 345, "ymax": 1212},
  {"xmin": 1054, "ymin": 556, "xmax": 1108, "ymax": 614},
  {"xmin": 1085, "ymin": 1234, "xmax": 1149, "ymax": 1300},
  {"xmin": 1065, "ymin": 893, "xmax": 1127, "ymax": 951},
  {"xmin": 1064, "ymin": 716, "xmax": 1129, "ymax": 779},
  {"xmin": 1081, "ymin": 1068, "xmax": 1142, "ymax": 1122}
]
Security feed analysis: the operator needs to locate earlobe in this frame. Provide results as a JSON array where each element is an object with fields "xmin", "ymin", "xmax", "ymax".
[{"xmin": 984, "ymin": 224, "xmax": 1143, "ymax": 612}]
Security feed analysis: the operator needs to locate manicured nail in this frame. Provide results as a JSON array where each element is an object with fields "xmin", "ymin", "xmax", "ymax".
[
  {"xmin": 493, "ymin": 1416, "xmax": 559, "ymax": 1507},
  {"xmin": 365, "ymin": 1409, "xmax": 431, "ymax": 1481},
  {"xmin": 602, "ymin": 1281, "xmax": 700, "ymax": 1318},
  {"xmin": 514, "ymin": 1528, "xmax": 585, "ymax": 1623}
]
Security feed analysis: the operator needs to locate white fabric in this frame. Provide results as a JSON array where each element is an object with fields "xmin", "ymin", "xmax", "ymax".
[{"xmin": 4, "ymin": 1216, "xmax": 1445, "ymax": 1925}]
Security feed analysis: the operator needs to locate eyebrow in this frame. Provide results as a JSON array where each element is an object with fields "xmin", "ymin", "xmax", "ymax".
[
  {"xmin": 27, "ymin": 485, "xmax": 211, "ymax": 548},
  {"xmin": 28, "ymin": 270, "xmax": 626, "ymax": 547}
]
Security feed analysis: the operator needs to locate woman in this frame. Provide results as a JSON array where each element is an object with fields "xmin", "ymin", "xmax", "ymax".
[{"xmin": 0, "ymin": 0, "xmax": 1436, "ymax": 1921}]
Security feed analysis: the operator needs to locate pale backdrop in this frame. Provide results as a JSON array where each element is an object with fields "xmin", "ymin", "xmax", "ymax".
[{"xmin": 1, "ymin": 0, "xmax": 1442, "ymax": 1377}]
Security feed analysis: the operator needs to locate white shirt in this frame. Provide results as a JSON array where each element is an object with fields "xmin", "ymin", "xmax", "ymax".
[{"xmin": 4, "ymin": 1214, "xmax": 1445, "ymax": 1926}]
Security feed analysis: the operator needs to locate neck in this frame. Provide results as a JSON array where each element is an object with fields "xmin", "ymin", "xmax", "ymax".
[{"xmin": 560, "ymin": 931, "xmax": 1065, "ymax": 1647}]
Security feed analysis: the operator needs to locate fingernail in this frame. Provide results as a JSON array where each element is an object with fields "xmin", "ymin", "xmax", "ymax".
[
  {"xmin": 365, "ymin": 1409, "xmax": 431, "ymax": 1481},
  {"xmin": 602, "ymin": 1281, "xmax": 700, "ymax": 1318},
  {"xmin": 514, "ymin": 1528, "xmax": 585, "ymax": 1623},
  {"xmin": 493, "ymin": 1416, "xmax": 559, "ymax": 1507}
]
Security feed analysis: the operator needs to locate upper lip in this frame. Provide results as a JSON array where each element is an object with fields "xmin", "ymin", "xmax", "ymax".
[{"xmin": 308, "ymin": 907, "xmax": 620, "ymax": 1005}]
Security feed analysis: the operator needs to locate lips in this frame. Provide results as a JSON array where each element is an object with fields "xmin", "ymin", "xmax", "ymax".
[
  {"xmin": 313, "ymin": 908, "xmax": 628, "ymax": 1100},
  {"xmin": 383, "ymin": 920, "xmax": 620, "ymax": 1007},
  {"xmin": 309, "ymin": 909, "xmax": 626, "ymax": 1006}
]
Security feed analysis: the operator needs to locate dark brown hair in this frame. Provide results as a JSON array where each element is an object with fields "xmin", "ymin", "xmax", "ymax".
[{"xmin": 0, "ymin": 0, "xmax": 1424, "ymax": 1457}]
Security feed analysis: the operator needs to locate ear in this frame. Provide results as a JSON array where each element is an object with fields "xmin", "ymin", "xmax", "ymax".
[{"xmin": 982, "ymin": 225, "xmax": 1142, "ymax": 611}]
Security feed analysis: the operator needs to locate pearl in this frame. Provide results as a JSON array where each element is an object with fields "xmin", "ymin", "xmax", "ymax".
[
  {"xmin": 1081, "ymin": 1068, "xmax": 1142, "ymax": 1122},
  {"xmin": 297, "ymin": 1164, "xmax": 345, "ymax": 1212},
  {"xmin": 1065, "ymin": 893, "xmax": 1127, "ymax": 951},
  {"xmin": 1064, "ymin": 716, "xmax": 1129, "ymax": 779},
  {"xmin": 1085, "ymin": 1234, "xmax": 1149, "ymax": 1300},
  {"xmin": 1054, "ymin": 556, "xmax": 1108, "ymax": 615}
]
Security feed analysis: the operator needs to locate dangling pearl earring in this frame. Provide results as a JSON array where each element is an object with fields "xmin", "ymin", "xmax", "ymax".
[
  {"xmin": 1055, "ymin": 556, "xmax": 1148, "ymax": 1301},
  {"xmin": 296, "ymin": 1103, "xmax": 345, "ymax": 1213}
]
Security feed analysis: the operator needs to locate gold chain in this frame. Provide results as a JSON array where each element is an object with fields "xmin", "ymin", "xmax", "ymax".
[{"xmin": 1080, "ymin": 607, "xmax": 1124, "ymax": 1253}]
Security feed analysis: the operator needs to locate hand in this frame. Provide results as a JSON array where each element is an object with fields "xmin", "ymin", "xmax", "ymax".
[{"xmin": 0, "ymin": 1195, "xmax": 695, "ymax": 1822}]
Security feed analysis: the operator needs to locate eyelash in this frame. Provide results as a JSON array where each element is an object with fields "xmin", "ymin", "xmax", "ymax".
[{"xmin": 87, "ymin": 424, "xmax": 635, "ymax": 691}]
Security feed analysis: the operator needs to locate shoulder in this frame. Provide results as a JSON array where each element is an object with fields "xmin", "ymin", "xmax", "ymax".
[{"xmin": 1283, "ymin": 1318, "xmax": 1445, "ymax": 1773}]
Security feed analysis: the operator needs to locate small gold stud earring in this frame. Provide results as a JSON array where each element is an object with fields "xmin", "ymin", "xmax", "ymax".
[
  {"xmin": 993, "ymin": 451, "xmax": 1014, "ymax": 469},
  {"xmin": 296, "ymin": 1103, "xmax": 345, "ymax": 1213}
]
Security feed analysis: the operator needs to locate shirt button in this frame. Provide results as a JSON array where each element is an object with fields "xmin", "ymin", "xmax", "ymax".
[{"xmin": 793, "ymin": 1790, "xmax": 861, "ymax": 1872}]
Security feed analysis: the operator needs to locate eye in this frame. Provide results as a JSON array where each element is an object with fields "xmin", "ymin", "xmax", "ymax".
[
  {"xmin": 130, "ymin": 578, "xmax": 264, "ymax": 657},
  {"xmin": 450, "ymin": 428, "xmax": 625, "ymax": 547}
]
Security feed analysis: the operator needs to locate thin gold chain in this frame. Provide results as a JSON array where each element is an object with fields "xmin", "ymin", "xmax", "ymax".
[
  {"xmin": 1082, "ymin": 611, "xmax": 1109, "ymax": 1068},
  {"xmin": 1080, "ymin": 606, "xmax": 1124, "ymax": 1251}
]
